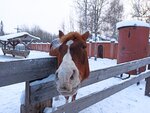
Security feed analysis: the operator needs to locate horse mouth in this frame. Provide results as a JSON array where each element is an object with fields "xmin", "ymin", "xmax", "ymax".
[{"xmin": 58, "ymin": 85, "xmax": 80, "ymax": 96}]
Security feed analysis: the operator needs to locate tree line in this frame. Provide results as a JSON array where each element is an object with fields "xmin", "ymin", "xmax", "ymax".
[
  {"xmin": 18, "ymin": 25, "xmax": 57, "ymax": 43},
  {"xmin": 74, "ymin": 0, "xmax": 149, "ymax": 40},
  {"xmin": 0, "ymin": 0, "xmax": 149, "ymax": 42},
  {"xmin": 0, "ymin": 23, "xmax": 57, "ymax": 43}
]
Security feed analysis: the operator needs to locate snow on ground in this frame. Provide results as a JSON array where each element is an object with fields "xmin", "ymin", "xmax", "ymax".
[
  {"xmin": 0, "ymin": 49, "xmax": 51, "ymax": 62},
  {"xmin": 0, "ymin": 49, "xmax": 150, "ymax": 113}
]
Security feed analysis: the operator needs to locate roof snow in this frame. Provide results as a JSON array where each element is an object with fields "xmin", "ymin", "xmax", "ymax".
[
  {"xmin": 0, "ymin": 32, "xmax": 40, "ymax": 41},
  {"xmin": 116, "ymin": 20, "xmax": 150, "ymax": 29}
]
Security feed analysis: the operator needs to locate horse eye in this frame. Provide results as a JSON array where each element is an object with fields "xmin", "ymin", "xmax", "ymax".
[
  {"xmin": 80, "ymin": 44, "xmax": 86, "ymax": 49},
  {"xmin": 82, "ymin": 46, "xmax": 86, "ymax": 49},
  {"xmin": 83, "ymin": 44, "xmax": 87, "ymax": 49}
]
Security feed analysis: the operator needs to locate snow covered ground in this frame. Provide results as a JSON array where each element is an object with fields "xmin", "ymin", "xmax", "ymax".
[
  {"xmin": 0, "ymin": 49, "xmax": 150, "ymax": 113},
  {"xmin": 0, "ymin": 49, "xmax": 51, "ymax": 62}
]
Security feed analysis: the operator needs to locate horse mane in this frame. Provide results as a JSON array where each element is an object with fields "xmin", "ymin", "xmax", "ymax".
[{"xmin": 60, "ymin": 32, "xmax": 85, "ymax": 44}]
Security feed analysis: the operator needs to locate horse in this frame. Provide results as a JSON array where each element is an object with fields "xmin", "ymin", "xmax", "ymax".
[{"xmin": 50, "ymin": 30, "xmax": 90, "ymax": 102}]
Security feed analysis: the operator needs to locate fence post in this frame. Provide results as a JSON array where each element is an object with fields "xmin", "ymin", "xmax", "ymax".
[
  {"xmin": 145, "ymin": 77, "xmax": 150, "ymax": 97},
  {"xmin": 145, "ymin": 64, "xmax": 150, "ymax": 97},
  {"xmin": 21, "ymin": 81, "xmax": 53, "ymax": 113},
  {"xmin": 20, "ymin": 81, "xmax": 31, "ymax": 113}
]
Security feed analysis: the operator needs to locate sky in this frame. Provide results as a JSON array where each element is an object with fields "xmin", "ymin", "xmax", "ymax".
[
  {"xmin": 0, "ymin": 0, "xmax": 73, "ymax": 34},
  {"xmin": 0, "ymin": 0, "xmax": 137, "ymax": 34}
]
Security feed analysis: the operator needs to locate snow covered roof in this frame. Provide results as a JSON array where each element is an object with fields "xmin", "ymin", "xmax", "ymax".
[
  {"xmin": 116, "ymin": 20, "xmax": 150, "ymax": 29},
  {"xmin": 0, "ymin": 32, "xmax": 40, "ymax": 42}
]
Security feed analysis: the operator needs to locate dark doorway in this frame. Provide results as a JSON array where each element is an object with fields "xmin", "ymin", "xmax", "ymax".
[{"xmin": 97, "ymin": 45, "xmax": 103, "ymax": 58}]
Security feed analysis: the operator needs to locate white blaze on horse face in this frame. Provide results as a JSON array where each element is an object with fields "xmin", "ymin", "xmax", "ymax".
[
  {"xmin": 56, "ymin": 40, "xmax": 81, "ymax": 96},
  {"xmin": 66, "ymin": 40, "xmax": 73, "ymax": 46}
]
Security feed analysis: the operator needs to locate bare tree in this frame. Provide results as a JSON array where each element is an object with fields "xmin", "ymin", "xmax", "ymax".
[
  {"xmin": 61, "ymin": 21, "xmax": 66, "ymax": 33},
  {"xmin": 131, "ymin": 0, "xmax": 150, "ymax": 22},
  {"xmin": 103, "ymin": 0, "xmax": 123, "ymax": 38},
  {"xmin": 69, "ymin": 14, "xmax": 75, "ymax": 32},
  {"xmin": 20, "ymin": 25, "xmax": 57, "ymax": 43},
  {"xmin": 90, "ymin": 0, "xmax": 108, "ymax": 37},
  {"xmin": 75, "ymin": 0, "xmax": 108, "ymax": 34},
  {"xmin": 75, "ymin": 0, "xmax": 90, "ymax": 33}
]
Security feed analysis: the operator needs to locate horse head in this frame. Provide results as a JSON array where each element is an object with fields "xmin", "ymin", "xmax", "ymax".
[{"xmin": 50, "ymin": 30, "xmax": 90, "ymax": 100}]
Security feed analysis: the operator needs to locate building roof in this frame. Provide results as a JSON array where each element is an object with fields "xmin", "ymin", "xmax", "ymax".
[
  {"xmin": 0, "ymin": 32, "xmax": 40, "ymax": 42},
  {"xmin": 116, "ymin": 20, "xmax": 150, "ymax": 29}
]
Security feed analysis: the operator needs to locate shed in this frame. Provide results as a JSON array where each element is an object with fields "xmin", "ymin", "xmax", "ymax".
[
  {"xmin": 116, "ymin": 20, "xmax": 150, "ymax": 75},
  {"xmin": 0, "ymin": 32, "xmax": 40, "ymax": 58}
]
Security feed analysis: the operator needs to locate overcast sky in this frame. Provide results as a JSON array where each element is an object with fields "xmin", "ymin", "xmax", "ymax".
[
  {"xmin": 0, "ymin": 0, "xmax": 134, "ymax": 34},
  {"xmin": 0, "ymin": 0, "xmax": 73, "ymax": 34}
]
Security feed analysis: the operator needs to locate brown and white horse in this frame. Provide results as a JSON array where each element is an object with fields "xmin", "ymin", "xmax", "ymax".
[{"xmin": 50, "ymin": 30, "xmax": 90, "ymax": 102}]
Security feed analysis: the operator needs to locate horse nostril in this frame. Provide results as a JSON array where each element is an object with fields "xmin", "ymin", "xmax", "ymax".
[
  {"xmin": 63, "ymin": 86, "xmax": 67, "ymax": 90},
  {"xmin": 70, "ymin": 70, "xmax": 75, "ymax": 80},
  {"xmin": 60, "ymin": 86, "xmax": 67, "ymax": 90},
  {"xmin": 55, "ymin": 72, "xmax": 59, "ymax": 80}
]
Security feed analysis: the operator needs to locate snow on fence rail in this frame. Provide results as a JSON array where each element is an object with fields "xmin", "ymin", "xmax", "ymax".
[{"xmin": 0, "ymin": 57, "xmax": 150, "ymax": 113}]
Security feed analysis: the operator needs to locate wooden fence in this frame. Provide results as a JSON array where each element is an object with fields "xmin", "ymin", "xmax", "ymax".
[{"xmin": 0, "ymin": 57, "xmax": 150, "ymax": 113}]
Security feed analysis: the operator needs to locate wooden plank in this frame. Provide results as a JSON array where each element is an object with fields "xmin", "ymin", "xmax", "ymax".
[
  {"xmin": 30, "ymin": 57, "xmax": 150, "ymax": 104},
  {"xmin": 20, "ymin": 104, "xmax": 26, "ymax": 113},
  {"xmin": 0, "ymin": 57, "xmax": 57, "ymax": 87},
  {"xmin": 82, "ymin": 56, "xmax": 150, "ymax": 87},
  {"xmin": 52, "ymin": 71, "xmax": 150, "ymax": 113},
  {"xmin": 2, "ymin": 49, "xmax": 30, "ymax": 58},
  {"xmin": 145, "ymin": 77, "xmax": 150, "ymax": 97},
  {"xmin": 29, "ymin": 99, "xmax": 52, "ymax": 113},
  {"xmin": 1, "ymin": 56, "xmax": 149, "ymax": 88},
  {"xmin": 30, "ymin": 75, "xmax": 58, "ymax": 105},
  {"xmin": 24, "ymin": 82, "xmax": 30, "ymax": 113}
]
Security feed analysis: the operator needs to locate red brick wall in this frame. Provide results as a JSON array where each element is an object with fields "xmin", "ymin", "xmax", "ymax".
[
  {"xmin": 29, "ymin": 42, "xmax": 118, "ymax": 59},
  {"xmin": 28, "ymin": 43, "xmax": 51, "ymax": 52},
  {"xmin": 87, "ymin": 42, "xmax": 118, "ymax": 59}
]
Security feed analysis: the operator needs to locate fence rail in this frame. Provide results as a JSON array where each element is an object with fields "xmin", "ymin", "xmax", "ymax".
[
  {"xmin": 29, "ymin": 57, "xmax": 150, "ymax": 105},
  {"xmin": 52, "ymin": 70, "xmax": 150, "ymax": 113},
  {"xmin": 0, "ymin": 57, "xmax": 57, "ymax": 87}
]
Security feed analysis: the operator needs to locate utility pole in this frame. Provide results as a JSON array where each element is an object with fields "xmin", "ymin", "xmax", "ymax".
[
  {"xmin": 14, "ymin": 25, "xmax": 22, "ymax": 33},
  {"xmin": 0, "ymin": 21, "xmax": 4, "ymax": 36}
]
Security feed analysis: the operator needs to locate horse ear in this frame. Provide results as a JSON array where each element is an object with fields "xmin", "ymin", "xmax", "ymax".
[
  {"xmin": 82, "ymin": 31, "xmax": 89, "ymax": 41},
  {"xmin": 59, "ymin": 30, "xmax": 64, "ymax": 39}
]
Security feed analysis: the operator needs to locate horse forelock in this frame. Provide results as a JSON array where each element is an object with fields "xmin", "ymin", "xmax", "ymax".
[
  {"xmin": 60, "ymin": 32, "xmax": 85, "ymax": 44},
  {"xmin": 50, "ymin": 32, "xmax": 86, "ymax": 51}
]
